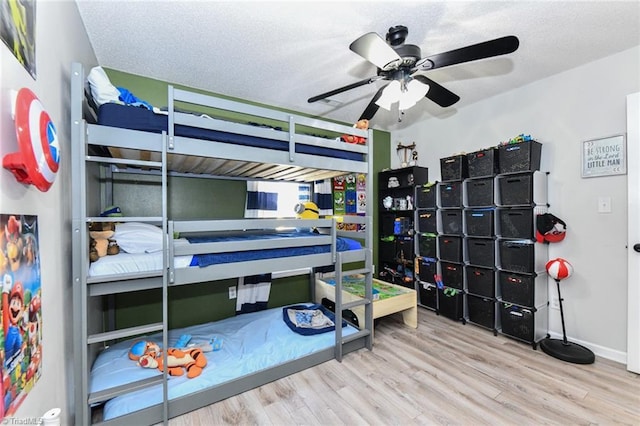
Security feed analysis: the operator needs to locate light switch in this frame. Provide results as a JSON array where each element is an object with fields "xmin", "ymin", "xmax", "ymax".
[{"xmin": 598, "ymin": 197, "xmax": 612, "ymax": 213}]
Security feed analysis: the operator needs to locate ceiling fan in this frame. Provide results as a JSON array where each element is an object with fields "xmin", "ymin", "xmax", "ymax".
[{"xmin": 307, "ymin": 25, "xmax": 519, "ymax": 122}]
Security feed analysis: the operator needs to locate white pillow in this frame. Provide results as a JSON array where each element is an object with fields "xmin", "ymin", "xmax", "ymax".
[
  {"xmin": 87, "ymin": 66, "xmax": 121, "ymax": 106},
  {"xmin": 113, "ymin": 222, "xmax": 163, "ymax": 254}
]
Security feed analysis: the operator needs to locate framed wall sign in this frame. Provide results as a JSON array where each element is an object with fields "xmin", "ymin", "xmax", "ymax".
[{"xmin": 581, "ymin": 134, "xmax": 626, "ymax": 178}]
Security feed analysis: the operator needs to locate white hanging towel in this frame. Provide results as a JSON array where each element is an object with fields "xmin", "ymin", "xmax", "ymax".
[{"xmin": 236, "ymin": 274, "xmax": 271, "ymax": 314}]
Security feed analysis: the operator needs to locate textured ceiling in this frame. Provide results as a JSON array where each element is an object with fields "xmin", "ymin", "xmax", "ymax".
[{"xmin": 75, "ymin": 1, "xmax": 640, "ymax": 131}]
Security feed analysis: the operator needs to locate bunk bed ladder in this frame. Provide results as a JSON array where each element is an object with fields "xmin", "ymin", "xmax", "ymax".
[
  {"xmin": 333, "ymin": 248, "xmax": 374, "ymax": 361},
  {"xmin": 71, "ymin": 63, "xmax": 172, "ymax": 425}
]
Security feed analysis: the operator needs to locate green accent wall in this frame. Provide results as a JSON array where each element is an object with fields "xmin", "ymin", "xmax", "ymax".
[{"xmin": 104, "ymin": 69, "xmax": 391, "ymax": 329}]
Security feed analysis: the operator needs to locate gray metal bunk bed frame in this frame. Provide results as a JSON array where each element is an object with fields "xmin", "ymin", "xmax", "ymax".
[{"xmin": 70, "ymin": 62, "xmax": 374, "ymax": 425}]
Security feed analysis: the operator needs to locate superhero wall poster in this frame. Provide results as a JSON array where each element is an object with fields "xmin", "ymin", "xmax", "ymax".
[{"xmin": 0, "ymin": 214, "xmax": 42, "ymax": 418}]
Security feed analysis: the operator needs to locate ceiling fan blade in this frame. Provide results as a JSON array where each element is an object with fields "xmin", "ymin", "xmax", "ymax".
[
  {"xmin": 359, "ymin": 85, "xmax": 387, "ymax": 121},
  {"xmin": 413, "ymin": 75, "xmax": 460, "ymax": 108},
  {"xmin": 307, "ymin": 76, "xmax": 380, "ymax": 103},
  {"xmin": 418, "ymin": 35, "xmax": 519, "ymax": 70},
  {"xmin": 349, "ymin": 32, "xmax": 402, "ymax": 70}
]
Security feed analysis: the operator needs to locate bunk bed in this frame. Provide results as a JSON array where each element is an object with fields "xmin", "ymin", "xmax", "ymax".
[{"xmin": 71, "ymin": 62, "xmax": 375, "ymax": 425}]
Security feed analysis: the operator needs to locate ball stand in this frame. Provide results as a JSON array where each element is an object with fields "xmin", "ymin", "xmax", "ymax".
[{"xmin": 540, "ymin": 279, "xmax": 595, "ymax": 364}]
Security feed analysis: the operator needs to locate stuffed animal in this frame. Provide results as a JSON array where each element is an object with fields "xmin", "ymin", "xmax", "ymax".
[
  {"xmin": 294, "ymin": 201, "xmax": 320, "ymax": 220},
  {"xmin": 89, "ymin": 222, "xmax": 120, "ymax": 262},
  {"xmin": 138, "ymin": 347, "xmax": 207, "ymax": 379},
  {"xmin": 341, "ymin": 119, "xmax": 368, "ymax": 145},
  {"xmin": 128, "ymin": 340, "xmax": 161, "ymax": 362}
]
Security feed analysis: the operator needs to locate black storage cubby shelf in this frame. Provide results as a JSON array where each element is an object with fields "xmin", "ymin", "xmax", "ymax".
[
  {"xmin": 415, "ymin": 179, "xmax": 439, "ymax": 311},
  {"xmin": 458, "ymin": 157, "xmax": 548, "ymax": 346},
  {"xmin": 440, "ymin": 155, "xmax": 468, "ymax": 182},
  {"xmin": 438, "ymin": 287, "xmax": 464, "ymax": 321},
  {"xmin": 439, "ymin": 209, "xmax": 463, "ymax": 235},
  {"xmin": 439, "ymin": 181, "xmax": 463, "ymax": 208},
  {"xmin": 463, "ymin": 177, "xmax": 495, "ymax": 208},
  {"xmin": 498, "ymin": 270, "xmax": 547, "ymax": 308},
  {"xmin": 499, "ymin": 302, "xmax": 549, "ymax": 348},
  {"xmin": 498, "ymin": 140, "xmax": 543, "ymax": 175},
  {"xmin": 465, "ymin": 266, "xmax": 496, "ymax": 298},
  {"xmin": 467, "ymin": 148, "xmax": 499, "ymax": 179},
  {"xmin": 498, "ymin": 238, "xmax": 548, "ymax": 274},
  {"xmin": 496, "ymin": 171, "xmax": 548, "ymax": 207},
  {"xmin": 418, "ymin": 281, "xmax": 438, "ymax": 310},
  {"xmin": 378, "ymin": 166, "xmax": 429, "ymax": 289},
  {"xmin": 466, "ymin": 294, "xmax": 497, "ymax": 331}
]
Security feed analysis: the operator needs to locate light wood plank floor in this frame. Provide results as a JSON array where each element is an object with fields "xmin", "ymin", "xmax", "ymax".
[{"xmin": 167, "ymin": 308, "xmax": 639, "ymax": 425}]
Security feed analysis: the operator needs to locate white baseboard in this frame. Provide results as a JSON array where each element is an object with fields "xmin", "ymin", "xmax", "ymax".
[{"xmin": 547, "ymin": 331, "xmax": 627, "ymax": 365}]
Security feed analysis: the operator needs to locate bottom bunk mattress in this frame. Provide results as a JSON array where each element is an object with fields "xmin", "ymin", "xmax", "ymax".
[{"xmin": 90, "ymin": 305, "xmax": 357, "ymax": 420}]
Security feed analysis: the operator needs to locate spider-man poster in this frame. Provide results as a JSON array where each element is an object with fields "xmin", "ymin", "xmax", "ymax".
[{"xmin": 0, "ymin": 214, "xmax": 42, "ymax": 418}]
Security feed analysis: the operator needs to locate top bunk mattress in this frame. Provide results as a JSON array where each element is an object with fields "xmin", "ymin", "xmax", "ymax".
[{"xmin": 97, "ymin": 103, "xmax": 364, "ymax": 162}]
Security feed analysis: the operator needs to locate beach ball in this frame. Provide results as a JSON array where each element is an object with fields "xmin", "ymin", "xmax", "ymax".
[{"xmin": 546, "ymin": 258, "xmax": 573, "ymax": 281}]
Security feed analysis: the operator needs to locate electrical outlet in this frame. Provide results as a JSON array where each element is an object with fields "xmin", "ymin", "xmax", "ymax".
[
  {"xmin": 228, "ymin": 286, "xmax": 237, "ymax": 299},
  {"xmin": 550, "ymin": 297, "xmax": 560, "ymax": 310}
]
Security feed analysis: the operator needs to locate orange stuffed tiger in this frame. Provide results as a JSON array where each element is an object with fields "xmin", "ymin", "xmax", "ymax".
[{"xmin": 138, "ymin": 347, "xmax": 207, "ymax": 379}]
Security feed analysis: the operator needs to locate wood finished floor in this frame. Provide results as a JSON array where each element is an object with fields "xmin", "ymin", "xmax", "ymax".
[{"xmin": 166, "ymin": 308, "xmax": 639, "ymax": 426}]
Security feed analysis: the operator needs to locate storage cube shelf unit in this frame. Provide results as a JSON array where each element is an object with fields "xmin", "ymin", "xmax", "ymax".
[
  {"xmin": 415, "ymin": 180, "xmax": 440, "ymax": 311},
  {"xmin": 378, "ymin": 166, "xmax": 429, "ymax": 289},
  {"xmin": 437, "ymin": 143, "xmax": 549, "ymax": 346}
]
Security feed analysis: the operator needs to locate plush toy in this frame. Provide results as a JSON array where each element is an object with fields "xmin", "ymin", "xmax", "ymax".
[
  {"xmin": 89, "ymin": 222, "xmax": 120, "ymax": 262},
  {"xmin": 294, "ymin": 201, "xmax": 320, "ymax": 220},
  {"xmin": 341, "ymin": 119, "xmax": 368, "ymax": 145},
  {"xmin": 138, "ymin": 347, "xmax": 207, "ymax": 379},
  {"xmin": 128, "ymin": 340, "xmax": 161, "ymax": 362},
  {"xmin": 129, "ymin": 340, "xmax": 209, "ymax": 379}
]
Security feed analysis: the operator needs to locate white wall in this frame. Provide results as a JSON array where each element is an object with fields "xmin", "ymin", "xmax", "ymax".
[
  {"xmin": 0, "ymin": 1, "xmax": 96, "ymax": 424},
  {"xmin": 393, "ymin": 46, "xmax": 640, "ymax": 361}
]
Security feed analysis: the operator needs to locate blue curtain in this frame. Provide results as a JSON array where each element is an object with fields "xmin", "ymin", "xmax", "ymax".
[{"xmin": 313, "ymin": 179, "xmax": 333, "ymax": 216}]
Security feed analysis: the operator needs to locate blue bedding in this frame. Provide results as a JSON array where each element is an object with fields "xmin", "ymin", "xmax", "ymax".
[
  {"xmin": 91, "ymin": 305, "xmax": 358, "ymax": 420},
  {"xmin": 97, "ymin": 103, "xmax": 364, "ymax": 161},
  {"xmin": 186, "ymin": 232, "xmax": 361, "ymax": 267}
]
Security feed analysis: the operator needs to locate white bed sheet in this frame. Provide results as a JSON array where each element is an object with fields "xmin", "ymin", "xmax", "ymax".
[{"xmin": 88, "ymin": 251, "xmax": 193, "ymax": 276}]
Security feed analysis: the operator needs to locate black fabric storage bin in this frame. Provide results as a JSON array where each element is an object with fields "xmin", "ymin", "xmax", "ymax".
[
  {"xmin": 419, "ymin": 283, "xmax": 437, "ymax": 309},
  {"xmin": 498, "ymin": 141, "xmax": 542, "ymax": 174},
  {"xmin": 418, "ymin": 210, "xmax": 437, "ymax": 234},
  {"xmin": 466, "ymin": 266, "xmax": 495, "ymax": 297},
  {"xmin": 500, "ymin": 303, "xmax": 535, "ymax": 342},
  {"xmin": 499, "ymin": 240, "xmax": 535, "ymax": 273},
  {"xmin": 419, "ymin": 257, "xmax": 438, "ymax": 283},
  {"xmin": 417, "ymin": 185, "xmax": 437, "ymax": 208},
  {"xmin": 440, "ymin": 209, "xmax": 463, "ymax": 235},
  {"xmin": 438, "ymin": 235, "xmax": 462, "ymax": 262},
  {"xmin": 498, "ymin": 174, "xmax": 534, "ymax": 206},
  {"xmin": 418, "ymin": 234, "xmax": 437, "ymax": 258},
  {"xmin": 378, "ymin": 240, "xmax": 396, "ymax": 262},
  {"xmin": 499, "ymin": 271, "xmax": 536, "ymax": 307},
  {"xmin": 440, "ymin": 155, "xmax": 468, "ymax": 181},
  {"xmin": 467, "ymin": 148, "xmax": 498, "ymax": 178},
  {"xmin": 440, "ymin": 261, "xmax": 463, "ymax": 290},
  {"xmin": 466, "ymin": 238, "xmax": 495, "ymax": 267},
  {"xmin": 381, "ymin": 216, "xmax": 396, "ymax": 236},
  {"xmin": 396, "ymin": 236, "xmax": 414, "ymax": 260},
  {"xmin": 465, "ymin": 178, "xmax": 494, "ymax": 207},
  {"xmin": 467, "ymin": 294, "xmax": 495, "ymax": 329},
  {"xmin": 439, "ymin": 182, "xmax": 462, "ymax": 208},
  {"xmin": 498, "ymin": 208, "xmax": 534, "ymax": 239},
  {"xmin": 438, "ymin": 288, "xmax": 463, "ymax": 320},
  {"xmin": 465, "ymin": 209, "xmax": 494, "ymax": 236}
]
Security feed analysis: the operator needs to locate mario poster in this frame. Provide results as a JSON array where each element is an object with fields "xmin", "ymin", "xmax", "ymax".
[{"xmin": 0, "ymin": 214, "xmax": 42, "ymax": 418}]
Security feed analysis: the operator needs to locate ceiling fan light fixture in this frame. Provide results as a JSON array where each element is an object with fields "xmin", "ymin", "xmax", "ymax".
[
  {"xmin": 375, "ymin": 80, "xmax": 401, "ymax": 111},
  {"xmin": 399, "ymin": 79, "xmax": 430, "ymax": 110}
]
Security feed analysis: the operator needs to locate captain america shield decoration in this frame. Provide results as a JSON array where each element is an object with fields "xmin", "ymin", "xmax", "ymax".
[{"xmin": 2, "ymin": 88, "xmax": 60, "ymax": 192}]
